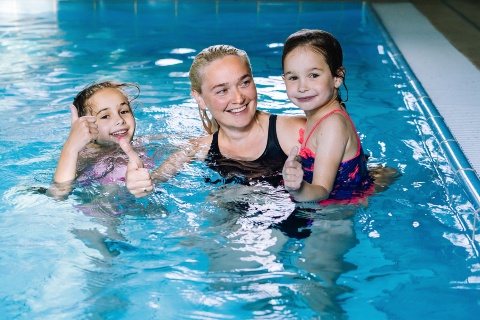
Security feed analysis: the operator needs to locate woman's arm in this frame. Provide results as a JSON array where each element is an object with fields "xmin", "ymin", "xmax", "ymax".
[
  {"xmin": 276, "ymin": 114, "xmax": 306, "ymax": 155},
  {"xmin": 121, "ymin": 136, "xmax": 211, "ymax": 198}
]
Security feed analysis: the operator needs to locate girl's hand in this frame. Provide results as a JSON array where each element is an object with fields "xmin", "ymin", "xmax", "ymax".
[
  {"xmin": 65, "ymin": 104, "xmax": 98, "ymax": 154},
  {"xmin": 282, "ymin": 147, "xmax": 304, "ymax": 191},
  {"xmin": 119, "ymin": 138, "xmax": 153, "ymax": 198}
]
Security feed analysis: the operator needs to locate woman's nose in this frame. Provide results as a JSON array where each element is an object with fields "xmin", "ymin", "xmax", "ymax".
[{"xmin": 232, "ymin": 88, "xmax": 245, "ymax": 103}]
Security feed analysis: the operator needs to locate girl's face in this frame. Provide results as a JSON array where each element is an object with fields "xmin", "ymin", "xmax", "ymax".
[
  {"xmin": 282, "ymin": 47, "xmax": 343, "ymax": 116},
  {"xmin": 192, "ymin": 55, "xmax": 258, "ymax": 131},
  {"xmin": 86, "ymin": 87, "xmax": 136, "ymax": 145}
]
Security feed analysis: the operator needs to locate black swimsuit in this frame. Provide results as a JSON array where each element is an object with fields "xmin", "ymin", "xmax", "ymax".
[{"xmin": 205, "ymin": 115, "xmax": 287, "ymax": 186}]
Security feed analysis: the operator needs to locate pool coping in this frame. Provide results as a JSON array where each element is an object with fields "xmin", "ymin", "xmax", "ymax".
[{"xmin": 369, "ymin": 3, "xmax": 480, "ymax": 245}]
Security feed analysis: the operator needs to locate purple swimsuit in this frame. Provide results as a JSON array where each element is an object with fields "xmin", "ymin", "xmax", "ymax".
[{"xmin": 298, "ymin": 109, "xmax": 374, "ymax": 205}]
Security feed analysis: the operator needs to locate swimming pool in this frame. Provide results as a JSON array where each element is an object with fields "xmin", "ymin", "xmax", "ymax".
[{"xmin": 1, "ymin": 0, "xmax": 479, "ymax": 319}]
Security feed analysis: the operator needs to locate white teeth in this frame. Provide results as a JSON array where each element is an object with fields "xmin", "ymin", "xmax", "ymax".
[
  {"xmin": 229, "ymin": 105, "xmax": 247, "ymax": 113},
  {"xmin": 112, "ymin": 130, "xmax": 127, "ymax": 136}
]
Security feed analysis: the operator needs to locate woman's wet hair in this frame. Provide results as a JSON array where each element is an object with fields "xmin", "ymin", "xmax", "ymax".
[
  {"xmin": 282, "ymin": 29, "xmax": 348, "ymax": 103},
  {"xmin": 72, "ymin": 81, "xmax": 140, "ymax": 117},
  {"xmin": 189, "ymin": 45, "xmax": 255, "ymax": 134}
]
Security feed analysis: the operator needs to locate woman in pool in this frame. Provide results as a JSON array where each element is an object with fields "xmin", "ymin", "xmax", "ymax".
[
  {"xmin": 121, "ymin": 44, "xmax": 306, "ymax": 197},
  {"xmin": 49, "ymin": 81, "xmax": 153, "ymax": 198}
]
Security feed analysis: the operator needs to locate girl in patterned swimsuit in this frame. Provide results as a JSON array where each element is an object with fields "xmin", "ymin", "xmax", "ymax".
[
  {"xmin": 281, "ymin": 29, "xmax": 374, "ymax": 204},
  {"xmin": 49, "ymin": 81, "xmax": 153, "ymax": 198}
]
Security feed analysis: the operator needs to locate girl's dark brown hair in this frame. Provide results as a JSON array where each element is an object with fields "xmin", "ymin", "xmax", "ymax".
[{"xmin": 72, "ymin": 81, "xmax": 140, "ymax": 116}]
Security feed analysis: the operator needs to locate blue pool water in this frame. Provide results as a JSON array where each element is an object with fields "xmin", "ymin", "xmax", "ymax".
[{"xmin": 1, "ymin": 1, "xmax": 479, "ymax": 319}]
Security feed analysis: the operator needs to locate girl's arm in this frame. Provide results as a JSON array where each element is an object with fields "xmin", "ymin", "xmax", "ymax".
[
  {"xmin": 48, "ymin": 105, "xmax": 98, "ymax": 197},
  {"xmin": 283, "ymin": 114, "xmax": 350, "ymax": 202}
]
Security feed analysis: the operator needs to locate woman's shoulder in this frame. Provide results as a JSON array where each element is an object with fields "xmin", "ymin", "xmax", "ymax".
[
  {"xmin": 276, "ymin": 113, "xmax": 306, "ymax": 130},
  {"xmin": 186, "ymin": 134, "xmax": 213, "ymax": 160}
]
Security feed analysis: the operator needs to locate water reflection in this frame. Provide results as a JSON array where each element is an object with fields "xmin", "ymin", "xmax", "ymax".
[{"xmin": 186, "ymin": 183, "xmax": 360, "ymax": 317}]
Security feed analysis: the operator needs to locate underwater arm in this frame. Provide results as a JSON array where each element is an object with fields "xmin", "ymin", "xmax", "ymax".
[
  {"xmin": 150, "ymin": 139, "xmax": 206, "ymax": 182},
  {"xmin": 121, "ymin": 137, "xmax": 208, "ymax": 198}
]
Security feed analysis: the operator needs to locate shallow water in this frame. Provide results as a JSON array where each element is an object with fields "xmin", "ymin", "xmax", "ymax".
[{"xmin": 0, "ymin": 1, "xmax": 479, "ymax": 319}]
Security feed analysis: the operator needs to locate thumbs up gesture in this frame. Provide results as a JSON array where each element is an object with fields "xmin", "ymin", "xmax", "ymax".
[
  {"xmin": 119, "ymin": 138, "xmax": 153, "ymax": 197},
  {"xmin": 66, "ymin": 104, "xmax": 98, "ymax": 153},
  {"xmin": 282, "ymin": 146, "xmax": 303, "ymax": 191}
]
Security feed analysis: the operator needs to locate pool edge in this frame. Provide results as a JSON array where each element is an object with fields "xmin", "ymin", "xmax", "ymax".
[{"xmin": 367, "ymin": 3, "xmax": 480, "ymax": 249}]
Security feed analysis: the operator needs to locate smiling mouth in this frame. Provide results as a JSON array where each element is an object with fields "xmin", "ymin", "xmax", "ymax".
[
  {"xmin": 228, "ymin": 105, "xmax": 247, "ymax": 113},
  {"xmin": 111, "ymin": 130, "xmax": 128, "ymax": 138},
  {"xmin": 297, "ymin": 96, "xmax": 315, "ymax": 102}
]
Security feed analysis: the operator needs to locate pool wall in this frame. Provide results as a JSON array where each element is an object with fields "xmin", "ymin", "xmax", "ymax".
[{"xmin": 369, "ymin": 3, "xmax": 480, "ymax": 250}]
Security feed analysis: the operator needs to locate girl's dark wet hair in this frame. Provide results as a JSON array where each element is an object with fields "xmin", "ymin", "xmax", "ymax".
[
  {"xmin": 72, "ymin": 81, "xmax": 140, "ymax": 116},
  {"xmin": 282, "ymin": 29, "xmax": 348, "ymax": 103}
]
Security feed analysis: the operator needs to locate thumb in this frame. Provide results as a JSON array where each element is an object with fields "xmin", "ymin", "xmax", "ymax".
[
  {"xmin": 119, "ymin": 138, "xmax": 144, "ymax": 169},
  {"xmin": 70, "ymin": 104, "xmax": 79, "ymax": 123},
  {"xmin": 287, "ymin": 146, "xmax": 299, "ymax": 163}
]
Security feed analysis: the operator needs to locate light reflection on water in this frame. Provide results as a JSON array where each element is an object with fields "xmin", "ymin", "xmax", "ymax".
[{"xmin": 0, "ymin": 1, "xmax": 479, "ymax": 319}]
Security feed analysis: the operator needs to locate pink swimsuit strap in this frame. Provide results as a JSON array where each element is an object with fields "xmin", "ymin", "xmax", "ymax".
[{"xmin": 301, "ymin": 109, "xmax": 361, "ymax": 157}]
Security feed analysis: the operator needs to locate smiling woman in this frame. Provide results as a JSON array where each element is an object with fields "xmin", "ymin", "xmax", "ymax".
[{"xmin": 122, "ymin": 44, "xmax": 306, "ymax": 197}]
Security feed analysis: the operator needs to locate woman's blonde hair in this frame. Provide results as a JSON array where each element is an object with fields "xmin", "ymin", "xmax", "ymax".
[{"xmin": 189, "ymin": 45, "xmax": 253, "ymax": 134}]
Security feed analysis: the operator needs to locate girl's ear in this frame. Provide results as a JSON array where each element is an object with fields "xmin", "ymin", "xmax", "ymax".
[
  {"xmin": 334, "ymin": 67, "xmax": 345, "ymax": 88},
  {"xmin": 191, "ymin": 90, "xmax": 207, "ymax": 110}
]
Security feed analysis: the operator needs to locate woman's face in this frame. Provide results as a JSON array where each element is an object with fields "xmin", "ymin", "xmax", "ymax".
[
  {"xmin": 86, "ymin": 87, "xmax": 136, "ymax": 145},
  {"xmin": 193, "ymin": 55, "xmax": 258, "ymax": 131}
]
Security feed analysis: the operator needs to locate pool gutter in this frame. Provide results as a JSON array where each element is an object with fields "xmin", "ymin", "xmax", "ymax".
[{"xmin": 367, "ymin": 3, "xmax": 480, "ymax": 244}]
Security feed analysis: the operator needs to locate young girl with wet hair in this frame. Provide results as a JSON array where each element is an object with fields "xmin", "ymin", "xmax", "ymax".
[
  {"xmin": 50, "ymin": 81, "xmax": 153, "ymax": 197},
  {"xmin": 281, "ymin": 29, "xmax": 375, "ymax": 204}
]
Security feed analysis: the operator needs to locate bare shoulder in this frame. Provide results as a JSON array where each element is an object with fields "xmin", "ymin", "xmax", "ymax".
[
  {"xmin": 319, "ymin": 112, "xmax": 354, "ymax": 134},
  {"xmin": 276, "ymin": 114, "xmax": 306, "ymax": 135},
  {"xmin": 275, "ymin": 114, "xmax": 306, "ymax": 153},
  {"xmin": 188, "ymin": 134, "xmax": 213, "ymax": 160}
]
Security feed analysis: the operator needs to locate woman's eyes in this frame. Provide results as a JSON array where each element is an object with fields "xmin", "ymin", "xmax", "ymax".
[
  {"xmin": 240, "ymin": 79, "xmax": 251, "ymax": 87},
  {"xmin": 215, "ymin": 79, "xmax": 252, "ymax": 94}
]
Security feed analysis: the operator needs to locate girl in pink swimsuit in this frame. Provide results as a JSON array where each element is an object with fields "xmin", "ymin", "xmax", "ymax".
[{"xmin": 281, "ymin": 29, "xmax": 374, "ymax": 204}]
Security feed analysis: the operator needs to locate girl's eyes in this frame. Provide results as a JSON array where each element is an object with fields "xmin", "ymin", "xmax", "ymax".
[
  {"xmin": 287, "ymin": 73, "xmax": 320, "ymax": 81},
  {"xmin": 97, "ymin": 109, "xmax": 130, "ymax": 119}
]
